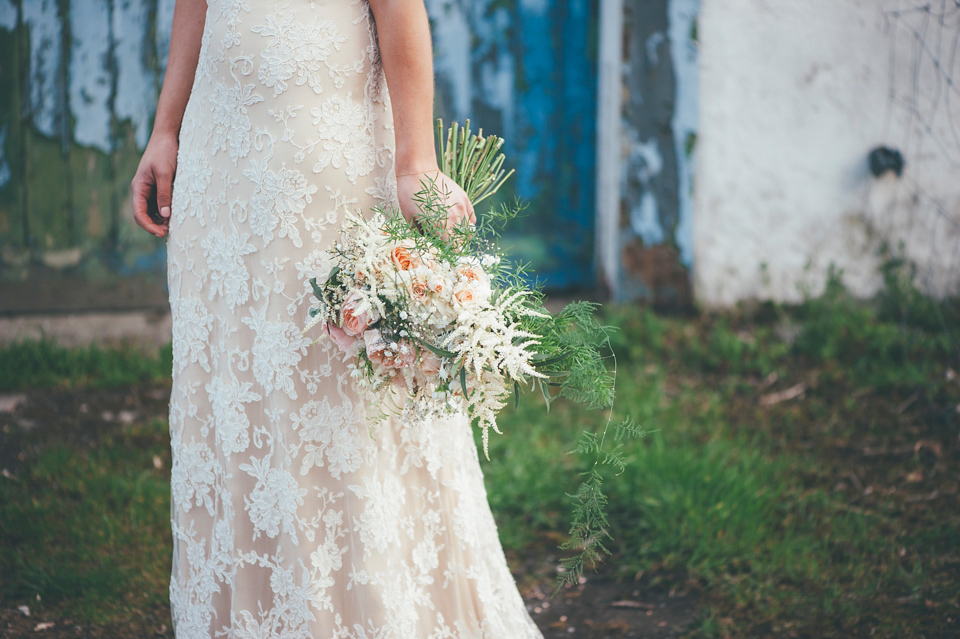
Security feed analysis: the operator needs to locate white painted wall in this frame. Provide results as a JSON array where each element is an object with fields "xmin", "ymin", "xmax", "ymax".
[
  {"xmin": 695, "ymin": 0, "xmax": 960, "ymax": 306},
  {"xmin": 668, "ymin": 0, "xmax": 699, "ymax": 267}
]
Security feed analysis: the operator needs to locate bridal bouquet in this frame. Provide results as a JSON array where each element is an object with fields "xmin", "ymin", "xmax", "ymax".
[
  {"xmin": 303, "ymin": 210, "xmax": 552, "ymax": 457},
  {"xmin": 305, "ymin": 121, "xmax": 613, "ymax": 456},
  {"xmin": 305, "ymin": 121, "xmax": 650, "ymax": 585}
]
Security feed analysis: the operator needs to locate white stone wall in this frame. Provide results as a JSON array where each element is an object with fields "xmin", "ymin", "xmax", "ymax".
[{"xmin": 694, "ymin": 0, "xmax": 960, "ymax": 306}]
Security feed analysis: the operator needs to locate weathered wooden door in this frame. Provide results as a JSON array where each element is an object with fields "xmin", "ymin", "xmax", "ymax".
[
  {"xmin": 0, "ymin": 0, "xmax": 171, "ymax": 314},
  {"xmin": 0, "ymin": 0, "xmax": 598, "ymax": 314}
]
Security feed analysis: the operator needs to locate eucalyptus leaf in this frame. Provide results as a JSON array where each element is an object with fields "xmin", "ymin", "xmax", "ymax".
[
  {"xmin": 538, "ymin": 378, "xmax": 553, "ymax": 413},
  {"xmin": 309, "ymin": 277, "xmax": 324, "ymax": 300},
  {"xmin": 415, "ymin": 339, "xmax": 458, "ymax": 360}
]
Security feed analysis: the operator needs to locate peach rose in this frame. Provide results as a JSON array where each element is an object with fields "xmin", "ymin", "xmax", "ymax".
[
  {"xmin": 456, "ymin": 264, "xmax": 482, "ymax": 283},
  {"xmin": 419, "ymin": 350, "xmax": 442, "ymax": 377},
  {"xmin": 408, "ymin": 277, "xmax": 429, "ymax": 301},
  {"xmin": 392, "ymin": 340, "xmax": 417, "ymax": 369},
  {"xmin": 391, "ymin": 245, "xmax": 415, "ymax": 271},
  {"xmin": 363, "ymin": 329, "xmax": 387, "ymax": 362},
  {"xmin": 341, "ymin": 291, "xmax": 379, "ymax": 336},
  {"xmin": 325, "ymin": 323, "xmax": 362, "ymax": 358},
  {"xmin": 364, "ymin": 330, "xmax": 415, "ymax": 369},
  {"xmin": 417, "ymin": 250, "xmax": 437, "ymax": 270},
  {"xmin": 453, "ymin": 281, "xmax": 480, "ymax": 308}
]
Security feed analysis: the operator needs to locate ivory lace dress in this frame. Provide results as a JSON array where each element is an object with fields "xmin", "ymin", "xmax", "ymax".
[{"xmin": 166, "ymin": 1, "xmax": 543, "ymax": 637}]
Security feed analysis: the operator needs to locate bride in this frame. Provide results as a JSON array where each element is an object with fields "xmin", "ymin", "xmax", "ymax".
[{"xmin": 131, "ymin": 0, "xmax": 544, "ymax": 637}]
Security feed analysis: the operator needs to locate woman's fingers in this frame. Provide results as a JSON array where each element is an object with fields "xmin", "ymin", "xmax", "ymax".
[
  {"xmin": 156, "ymin": 167, "xmax": 174, "ymax": 220},
  {"xmin": 441, "ymin": 182, "xmax": 475, "ymax": 230},
  {"xmin": 396, "ymin": 170, "xmax": 476, "ymax": 234},
  {"xmin": 131, "ymin": 135, "xmax": 178, "ymax": 238},
  {"xmin": 444, "ymin": 198, "xmax": 474, "ymax": 231},
  {"xmin": 131, "ymin": 172, "xmax": 168, "ymax": 238}
]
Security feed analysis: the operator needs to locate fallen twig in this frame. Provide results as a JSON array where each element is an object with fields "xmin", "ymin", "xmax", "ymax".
[{"xmin": 759, "ymin": 382, "xmax": 808, "ymax": 406}]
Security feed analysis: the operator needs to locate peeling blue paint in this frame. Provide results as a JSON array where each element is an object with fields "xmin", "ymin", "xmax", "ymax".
[
  {"xmin": 23, "ymin": 0, "xmax": 64, "ymax": 138},
  {"xmin": 631, "ymin": 193, "xmax": 664, "ymax": 245},
  {"xmin": 426, "ymin": 0, "xmax": 472, "ymax": 119},
  {"xmin": 515, "ymin": 0, "xmax": 596, "ymax": 287},
  {"xmin": 70, "ymin": 0, "xmax": 113, "ymax": 151},
  {"xmin": 467, "ymin": 1, "xmax": 515, "ymax": 145},
  {"xmin": 669, "ymin": 0, "xmax": 699, "ymax": 266},
  {"xmin": 515, "ymin": 0, "xmax": 553, "ymax": 201},
  {"xmin": 157, "ymin": 0, "xmax": 176, "ymax": 78},
  {"xmin": 426, "ymin": 0, "xmax": 597, "ymax": 289},
  {"xmin": 0, "ymin": 0, "xmax": 15, "ymax": 31},
  {"xmin": 627, "ymin": 137, "xmax": 666, "ymax": 245},
  {"xmin": 69, "ymin": 0, "xmax": 158, "ymax": 151},
  {"xmin": 646, "ymin": 31, "xmax": 665, "ymax": 66},
  {"xmin": 112, "ymin": 0, "xmax": 156, "ymax": 148}
]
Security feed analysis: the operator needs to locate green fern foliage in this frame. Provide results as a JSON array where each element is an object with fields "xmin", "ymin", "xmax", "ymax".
[
  {"xmin": 557, "ymin": 417, "xmax": 657, "ymax": 589},
  {"xmin": 427, "ymin": 120, "xmax": 655, "ymax": 590}
]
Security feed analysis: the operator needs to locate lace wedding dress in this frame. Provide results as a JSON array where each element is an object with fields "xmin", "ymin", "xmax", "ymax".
[{"xmin": 166, "ymin": 1, "xmax": 544, "ymax": 637}]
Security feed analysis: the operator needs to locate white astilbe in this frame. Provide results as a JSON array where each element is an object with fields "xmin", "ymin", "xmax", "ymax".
[
  {"xmin": 466, "ymin": 369, "xmax": 511, "ymax": 457},
  {"xmin": 444, "ymin": 291, "xmax": 547, "ymax": 382}
]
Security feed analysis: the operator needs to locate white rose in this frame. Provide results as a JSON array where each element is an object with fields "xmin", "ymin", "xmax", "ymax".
[{"xmin": 427, "ymin": 274, "xmax": 451, "ymax": 297}]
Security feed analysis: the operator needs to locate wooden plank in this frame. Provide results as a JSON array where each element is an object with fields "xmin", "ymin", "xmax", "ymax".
[
  {"xmin": 21, "ymin": 0, "xmax": 76, "ymax": 259},
  {"xmin": 501, "ymin": 0, "xmax": 598, "ymax": 289},
  {"xmin": 25, "ymin": 128, "xmax": 74, "ymax": 255},
  {"xmin": 0, "ymin": 271, "xmax": 168, "ymax": 314},
  {"xmin": 0, "ymin": 8, "xmax": 26, "ymax": 262},
  {"xmin": 595, "ymin": 0, "xmax": 624, "ymax": 296},
  {"xmin": 107, "ymin": 0, "xmax": 166, "ymax": 277},
  {"xmin": 66, "ymin": 0, "xmax": 113, "ymax": 266}
]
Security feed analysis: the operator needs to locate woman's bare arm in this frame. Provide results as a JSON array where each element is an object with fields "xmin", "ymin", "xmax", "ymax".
[
  {"xmin": 368, "ymin": 0, "xmax": 475, "ymax": 230},
  {"xmin": 131, "ymin": 0, "xmax": 206, "ymax": 238}
]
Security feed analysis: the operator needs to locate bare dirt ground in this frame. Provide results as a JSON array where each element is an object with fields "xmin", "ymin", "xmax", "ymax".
[{"xmin": 0, "ymin": 384, "xmax": 700, "ymax": 639}]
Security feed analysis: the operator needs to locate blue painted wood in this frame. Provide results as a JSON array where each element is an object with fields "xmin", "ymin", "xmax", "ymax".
[
  {"xmin": 508, "ymin": 0, "xmax": 597, "ymax": 290},
  {"xmin": 428, "ymin": 0, "xmax": 598, "ymax": 291}
]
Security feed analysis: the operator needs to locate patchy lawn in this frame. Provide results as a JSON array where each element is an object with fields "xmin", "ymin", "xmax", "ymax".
[{"xmin": 1, "ymin": 271, "xmax": 957, "ymax": 638}]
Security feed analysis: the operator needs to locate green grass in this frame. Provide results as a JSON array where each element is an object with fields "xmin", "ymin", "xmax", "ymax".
[
  {"xmin": 0, "ymin": 268, "xmax": 957, "ymax": 636},
  {"xmin": 0, "ymin": 419, "xmax": 172, "ymax": 622},
  {"xmin": 0, "ymin": 339, "xmax": 172, "ymax": 391},
  {"xmin": 485, "ymin": 269, "xmax": 959, "ymax": 637}
]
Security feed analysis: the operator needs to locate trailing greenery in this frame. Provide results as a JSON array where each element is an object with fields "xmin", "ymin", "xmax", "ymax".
[
  {"xmin": 435, "ymin": 121, "xmax": 645, "ymax": 585},
  {"xmin": 528, "ymin": 301, "xmax": 616, "ymax": 411},
  {"xmin": 556, "ymin": 416, "xmax": 656, "ymax": 589}
]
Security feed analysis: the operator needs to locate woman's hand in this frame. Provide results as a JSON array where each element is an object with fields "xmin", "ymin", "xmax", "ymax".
[
  {"xmin": 131, "ymin": 133, "xmax": 179, "ymax": 238},
  {"xmin": 397, "ymin": 170, "xmax": 476, "ymax": 234}
]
